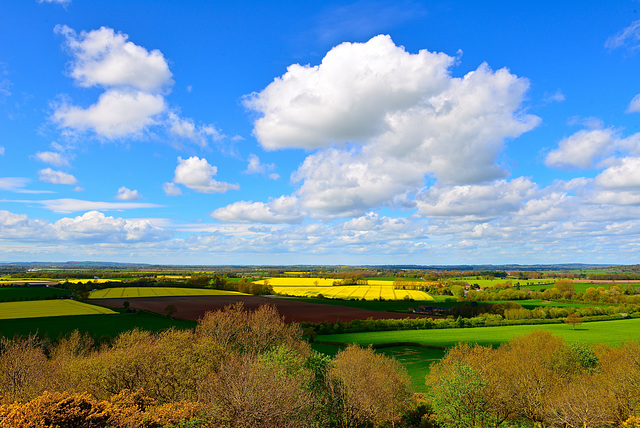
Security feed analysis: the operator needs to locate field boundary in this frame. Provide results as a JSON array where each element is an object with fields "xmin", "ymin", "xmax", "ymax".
[{"xmin": 315, "ymin": 340, "xmax": 446, "ymax": 351}]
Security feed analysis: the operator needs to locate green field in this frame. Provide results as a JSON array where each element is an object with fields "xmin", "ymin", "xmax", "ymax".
[
  {"xmin": 522, "ymin": 282, "xmax": 610, "ymax": 293},
  {"xmin": 0, "ymin": 286, "xmax": 70, "ymax": 301},
  {"xmin": 0, "ymin": 311, "xmax": 196, "ymax": 340},
  {"xmin": 0, "ymin": 299, "xmax": 116, "ymax": 320},
  {"xmin": 455, "ymin": 277, "xmax": 553, "ymax": 287},
  {"xmin": 317, "ymin": 318, "xmax": 640, "ymax": 349},
  {"xmin": 487, "ymin": 299, "xmax": 606, "ymax": 309},
  {"xmin": 316, "ymin": 318, "xmax": 640, "ymax": 392},
  {"xmin": 89, "ymin": 287, "xmax": 246, "ymax": 299}
]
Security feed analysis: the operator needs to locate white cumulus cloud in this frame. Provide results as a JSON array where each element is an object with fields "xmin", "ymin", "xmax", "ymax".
[
  {"xmin": 172, "ymin": 156, "xmax": 239, "ymax": 194},
  {"xmin": 211, "ymin": 196, "xmax": 303, "ymax": 224},
  {"xmin": 53, "ymin": 89, "xmax": 166, "ymax": 138},
  {"xmin": 545, "ymin": 128, "xmax": 617, "ymax": 169},
  {"xmin": 416, "ymin": 178, "xmax": 537, "ymax": 221},
  {"xmin": 34, "ymin": 151, "xmax": 70, "ymax": 167},
  {"xmin": 38, "ymin": 168, "xmax": 77, "ymax": 185},
  {"xmin": 55, "ymin": 25, "xmax": 173, "ymax": 92},
  {"xmin": 0, "ymin": 210, "xmax": 169, "ymax": 243},
  {"xmin": 246, "ymin": 35, "xmax": 539, "ymax": 218},
  {"xmin": 115, "ymin": 186, "xmax": 142, "ymax": 201},
  {"xmin": 595, "ymin": 157, "xmax": 640, "ymax": 188},
  {"xmin": 53, "ymin": 211, "xmax": 169, "ymax": 242},
  {"xmin": 245, "ymin": 34, "xmax": 454, "ymax": 150},
  {"xmin": 51, "ymin": 26, "xmax": 173, "ymax": 140}
]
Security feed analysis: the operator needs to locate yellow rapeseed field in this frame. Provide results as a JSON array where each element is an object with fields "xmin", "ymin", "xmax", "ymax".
[
  {"xmin": 0, "ymin": 299, "xmax": 116, "ymax": 320},
  {"xmin": 65, "ymin": 279, "xmax": 122, "ymax": 284},
  {"xmin": 255, "ymin": 278, "xmax": 434, "ymax": 301},
  {"xmin": 88, "ymin": 287, "xmax": 246, "ymax": 299}
]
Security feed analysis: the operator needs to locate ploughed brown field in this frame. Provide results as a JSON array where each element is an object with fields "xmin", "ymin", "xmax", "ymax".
[{"xmin": 91, "ymin": 295, "xmax": 431, "ymax": 323}]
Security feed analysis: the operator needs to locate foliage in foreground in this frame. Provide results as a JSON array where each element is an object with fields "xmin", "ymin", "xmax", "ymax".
[
  {"xmin": 0, "ymin": 303, "xmax": 414, "ymax": 427},
  {"xmin": 427, "ymin": 330, "xmax": 640, "ymax": 428}
]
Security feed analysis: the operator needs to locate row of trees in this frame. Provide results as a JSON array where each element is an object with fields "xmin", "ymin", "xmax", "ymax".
[{"xmin": 0, "ymin": 303, "xmax": 415, "ymax": 427}]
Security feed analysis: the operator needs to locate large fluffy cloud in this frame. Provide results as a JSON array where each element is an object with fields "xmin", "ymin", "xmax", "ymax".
[
  {"xmin": 171, "ymin": 156, "xmax": 239, "ymax": 194},
  {"xmin": 292, "ymin": 148, "xmax": 423, "ymax": 217},
  {"xmin": 245, "ymin": 34, "xmax": 454, "ymax": 150},
  {"xmin": 245, "ymin": 35, "xmax": 539, "ymax": 218}
]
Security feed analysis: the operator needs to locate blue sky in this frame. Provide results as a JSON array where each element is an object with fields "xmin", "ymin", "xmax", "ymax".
[{"xmin": 1, "ymin": 0, "xmax": 640, "ymax": 265}]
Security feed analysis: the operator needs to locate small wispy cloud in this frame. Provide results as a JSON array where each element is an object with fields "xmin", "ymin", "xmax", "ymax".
[
  {"xmin": 605, "ymin": 19, "xmax": 640, "ymax": 51},
  {"xmin": 37, "ymin": 0, "xmax": 72, "ymax": 7},
  {"xmin": 314, "ymin": 1, "xmax": 427, "ymax": 44}
]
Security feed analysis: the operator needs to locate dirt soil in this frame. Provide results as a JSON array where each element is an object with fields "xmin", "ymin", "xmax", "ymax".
[{"xmin": 91, "ymin": 295, "xmax": 430, "ymax": 323}]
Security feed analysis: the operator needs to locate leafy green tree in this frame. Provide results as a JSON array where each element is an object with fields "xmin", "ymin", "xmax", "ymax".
[
  {"xmin": 554, "ymin": 279, "xmax": 575, "ymax": 293},
  {"xmin": 428, "ymin": 362, "xmax": 493, "ymax": 428},
  {"xmin": 565, "ymin": 313, "xmax": 582, "ymax": 330}
]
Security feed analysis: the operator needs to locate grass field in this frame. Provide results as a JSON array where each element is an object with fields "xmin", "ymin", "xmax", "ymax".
[
  {"xmin": 317, "ymin": 318, "xmax": 640, "ymax": 349},
  {"xmin": 0, "ymin": 299, "xmax": 116, "ymax": 320},
  {"xmin": 88, "ymin": 287, "xmax": 246, "ymax": 299},
  {"xmin": 0, "ymin": 286, "xmax": 70, "ymax": 301},
  {"xmin": 316, "ymin": 318, "xmax": 640, "ymax": 392},
  {"xmin": 0, "ymin": 311, "xmax": 196, "ymax": 340},
  {"xmin": 257, "ymin": 278, "xmax": 434, "ymax": 301},
  {"xmin": 522, "ymin": 282, "xmax": 610, "ymax": 293},
  {"xmin": 488, "ymin": 299, "xmax": 607, "ymax": 309},
  {"xmin": 455, "ymin": 277, "xmax": 554, "ymax": 287}
]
